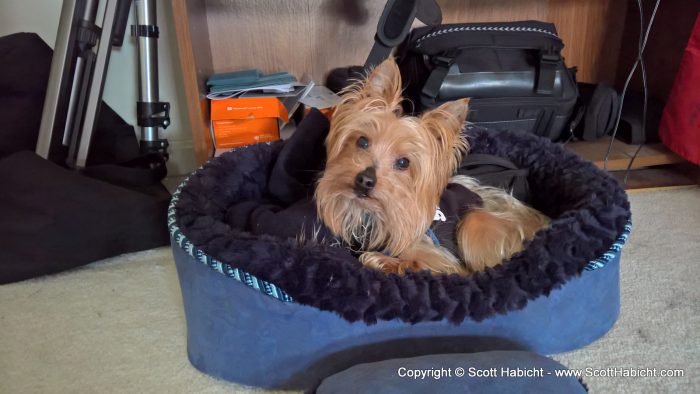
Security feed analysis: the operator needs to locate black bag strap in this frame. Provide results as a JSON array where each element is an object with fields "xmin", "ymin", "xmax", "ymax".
[
  {"xmin": 460, "ymin": 153, "xmax": 524, "ymax": 171},
  {"xmin": 458, "ymin": 153, "xmax": 531, "ymax": 203},
  {"xmin": 460, "ymin": 154, "xmax": 530, "ymax": 181},
  {"xmin": 365, "ymin": 0, "xmax": 441, "ymax": 69},
  {"xmin": 420, "ymin": 51, "xmax": 457, "ymax": 100},
  {"xmin": 365, "ymin": 0, "xmax": 418, "ymax": 69},
  {"xmin": 536, "ymin": 45, "xmax": 560, "ymax": 95}
]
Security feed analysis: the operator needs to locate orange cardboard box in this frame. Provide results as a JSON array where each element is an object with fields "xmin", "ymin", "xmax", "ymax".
[{"xmin": 211, "ymin": 97, "xmax": 289, "ymax": 148}]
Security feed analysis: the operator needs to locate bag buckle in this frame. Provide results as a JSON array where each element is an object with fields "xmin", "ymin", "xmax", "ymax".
[
  {"xmin": 536, "ymin": 46, "xmax": 559, "ymax": 95},
  {"xmin": 421, "ymin": 51, "xmax": 458, "ymax": 100},
  {"xmin": 433, "ymin": 55, "xmax": 454, "ymax": 68},
  {"xmin": 540, "ymin": 47, "xmax": 560, "ymax": 64}
]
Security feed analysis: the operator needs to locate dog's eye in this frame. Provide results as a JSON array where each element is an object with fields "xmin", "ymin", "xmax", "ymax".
[
  {"xmin": 394, "ymin": 157, "xmax": 410, "ymax": 170},
  {"xmin": 356, "ymin": 136, "xmax": 369, "ymax": 149}
]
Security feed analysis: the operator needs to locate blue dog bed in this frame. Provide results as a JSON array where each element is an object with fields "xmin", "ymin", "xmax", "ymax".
[{"xmin": 170, "ymin": 110, "xmax": 630, "ymax": 390}]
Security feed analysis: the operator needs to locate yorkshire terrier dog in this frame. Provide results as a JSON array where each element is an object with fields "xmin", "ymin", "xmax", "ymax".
[{"xmin": 315, "ymin": 58, "xmax": 548, "ymax": 275}]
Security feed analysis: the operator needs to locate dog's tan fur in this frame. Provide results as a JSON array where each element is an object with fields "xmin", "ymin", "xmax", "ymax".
[{"xmin": 315, "ymin": 58, "xmax": 548, "ymax": 275}]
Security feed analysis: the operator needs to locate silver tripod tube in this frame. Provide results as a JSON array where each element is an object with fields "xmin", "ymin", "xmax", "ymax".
[
  {"xmin": 135, "ymin": 0, "xmax": 158, "ymax": 143},
  {"xmin": 134, "ymin": 0, "xmax": 169, "ymax": 155}
]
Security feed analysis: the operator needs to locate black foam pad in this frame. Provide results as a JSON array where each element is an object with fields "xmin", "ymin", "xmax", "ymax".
[
  {"xmin": 325, "ymin": 66, "xmax": 366, "ymax": 93},
  {"xmin": 377, "ymin": 0, "xmax": 417, "ymax": 46},
  {"xmin": 416, "ymin": 0, "xmax": 442, "ymax": 26}
]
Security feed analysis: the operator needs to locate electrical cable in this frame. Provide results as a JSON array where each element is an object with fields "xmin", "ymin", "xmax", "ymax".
[
  {"xmin": 623, "ymin": 54, "xmax": 648, "ymax": 186},
  {"xmin": 603, "ymin": 0, "xmax": 645, "ymax": 171},
  {"xmin": 623, "ymin": 0, "xmax": 658, "ymax": 186},
  {"xmin": 603, "ymin": 0, "xmax": 661, "ymax": 181}
]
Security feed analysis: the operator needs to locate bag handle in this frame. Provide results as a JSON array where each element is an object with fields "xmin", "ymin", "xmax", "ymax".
[{"xmin": 421, "ymin": 45, "xmax": 560, "ymax": 105}]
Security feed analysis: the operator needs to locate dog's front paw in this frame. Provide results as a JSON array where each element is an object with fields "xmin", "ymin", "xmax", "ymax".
[{"xmin": 359, "ymin": 252, "xmax": 401, "ymax": 274}]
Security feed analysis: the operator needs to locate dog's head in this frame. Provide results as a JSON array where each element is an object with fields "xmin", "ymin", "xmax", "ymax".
[{"xmin": 315, "ymin": 58, "xmax": 469, "ymax": 254}]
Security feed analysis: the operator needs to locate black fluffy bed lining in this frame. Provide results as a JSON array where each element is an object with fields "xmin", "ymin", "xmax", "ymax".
[{"xmin": 175, "ymin": 110, "xmax": 630, "ymax": 324}]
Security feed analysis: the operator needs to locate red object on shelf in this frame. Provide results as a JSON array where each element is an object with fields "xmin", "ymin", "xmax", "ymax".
[{"xmin": 659, "ymin": 14, "xmax": 700, "ymax": 165}]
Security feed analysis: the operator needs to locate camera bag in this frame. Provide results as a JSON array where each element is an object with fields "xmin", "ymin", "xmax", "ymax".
[{"xmin": 395, "ymin": 21, "xmax": 579, "ymax": 141}]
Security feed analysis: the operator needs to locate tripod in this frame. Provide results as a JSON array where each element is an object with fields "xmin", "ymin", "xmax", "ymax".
[{"xmin": 36, "ymin": 0, "xmax": 170, "ymax": 169}]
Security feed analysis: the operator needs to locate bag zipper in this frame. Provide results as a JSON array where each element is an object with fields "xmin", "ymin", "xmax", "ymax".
[{"xmin": 415, "ymin": 25, "xmax": 559, "ymax": 48}]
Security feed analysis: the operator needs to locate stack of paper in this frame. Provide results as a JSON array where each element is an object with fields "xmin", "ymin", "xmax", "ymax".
[{"xmin": 206, "ymin": 69, "xmax": 299, "ymax": 99}]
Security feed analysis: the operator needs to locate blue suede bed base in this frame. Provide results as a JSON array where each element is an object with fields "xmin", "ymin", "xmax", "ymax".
[{"xmin": 172, "ymin": 243, "xmax": 620, "ymax": 390}]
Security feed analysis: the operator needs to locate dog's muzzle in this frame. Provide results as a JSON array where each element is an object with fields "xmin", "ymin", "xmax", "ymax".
[{"xmin": 354, "ymin": 166, "xmax": 376, "ymax": 197}]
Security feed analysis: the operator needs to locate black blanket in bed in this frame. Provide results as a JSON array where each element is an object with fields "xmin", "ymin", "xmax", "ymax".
[{"xmin": 224, "ymin": 110, "xmax": 333, "ymax": 243}]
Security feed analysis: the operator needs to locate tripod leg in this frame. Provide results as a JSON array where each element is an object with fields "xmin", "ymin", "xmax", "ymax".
[
  {"xmin": 63, "ymin": 0, "xmax": 100, "ymax": 148},
  {"xmin": 75, "ymin": 0, "xmax": 121, "ymax": 169},
  {"xmin": 67, "ymin": 50, "xmax": 96, "ymax": 164},
  {"xmin": 134, "ymin": 0, "xmax": 170, "ymax": 158},
  {"xmin": 36, "ymin": 0, "xmax": 81, "ymax": 161},
  {"xmin": 63, "ymin": 56, "xmax": 87, "ymax": 147}
]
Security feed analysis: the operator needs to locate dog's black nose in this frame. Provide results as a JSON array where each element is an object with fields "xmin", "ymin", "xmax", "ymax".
[{"xmin": 354, "ymin": 166, "xmax": 376, "ymax": 196}]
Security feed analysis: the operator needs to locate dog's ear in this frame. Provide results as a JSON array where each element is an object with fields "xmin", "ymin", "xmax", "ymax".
[
  {"xmin": 421, "ymin": 98, "xmax": 470, "ymax": 161},
  {"xmin": 340, "ymin": 58, "xmax": 403, "ymax": 111},
  {"xmin": 423, "ymin": 98, "xmax": 470, "ymax": 126},
  {"xmin": 364, "ymin": 58, "xmax": 402, "ymax": 107},
  {"xmin": 421, "ymin": 98, "xmax": 469, "ymax": 138}
]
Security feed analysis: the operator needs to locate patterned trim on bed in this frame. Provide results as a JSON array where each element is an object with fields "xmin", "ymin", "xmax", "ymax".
[
  {"xmin": 584, "ymin": 221, "xmax": 632, "ymax": 271},
  {"xmin": 168, "ymin": 180, "xmax": 295, "ymax": 303},
  {"xmin": 169, "ymin": 173, "xmax": 631, "ymax": 304}
]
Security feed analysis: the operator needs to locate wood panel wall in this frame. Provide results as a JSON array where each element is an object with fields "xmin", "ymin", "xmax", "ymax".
[
  {"xmin": 173, "ymin": 0, "xmax": 214, "ymax": 163},
  {"xmin": 203, "ymin": 0, "xmax": 627, "ymax": 84}
]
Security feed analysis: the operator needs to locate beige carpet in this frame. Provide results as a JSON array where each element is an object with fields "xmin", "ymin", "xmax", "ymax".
[
  {"xmin": 553, "ymin": 187, "xmax": 700, "ymax": 393},
  {"xmin": 1, "ymin": 189, "xmax": 699, "ymax": 393}
]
